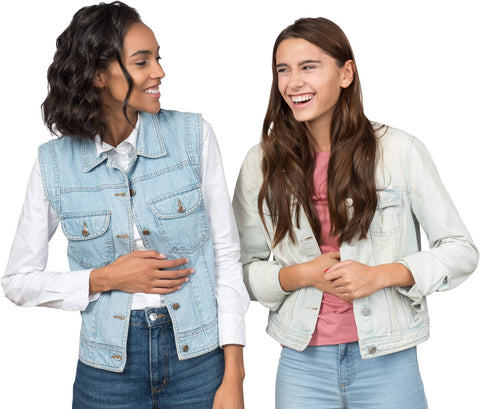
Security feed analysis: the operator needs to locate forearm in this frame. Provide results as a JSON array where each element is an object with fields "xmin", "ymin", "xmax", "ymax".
[{"xmin": 222, "ymin": 344, "xmax": 245, "ymax": 382}]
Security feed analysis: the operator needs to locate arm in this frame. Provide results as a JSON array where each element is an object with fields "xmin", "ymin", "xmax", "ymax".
[
  {"xmin": 395, "ymin": 136, "xmax": 478, "ymax": 302},
  {"xmin": 2, "ymin": 160, "xmax": 91, "ymax": 310},
  {"xmin": 232, "ymin": 146, "xmax": 290, "ymax": 311},
  {"xmin": 201, "ymin": 120, "xmax": 249, "ymax": 408}
]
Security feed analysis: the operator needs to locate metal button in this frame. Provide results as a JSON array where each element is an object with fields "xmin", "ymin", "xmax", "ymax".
[
  {"xmin": 142, "ymin": 229, "xmax": 151, "ymax": 235},
  {"xmin": 177, "ymin": 200, "xmax": 186, "ymax": 213},
  {"xmin": 111, "ymin": 355, "xmax": 122, "ymax": 361},
  {"xmin": 130, "ymin": 188, "xmax": 136, "ymax": 197},
  {"xmin": 82, "ymin": 222, "xmax": 89, "ymax": 237},
  {"xmin": 149, "ymin": 313, "xmax": 158, "ymax": 321},
  {"xmin": 362, "ymin": 308, "xmax": 371, "ymax": 316},
  {"xmin": 182, "ymin": 345, "xmax": 189, "ymax": 352},
  {"xmin": 368, "ymin": 347, "xmax": 377, "ymax": 355},
  {"xmin": 172, "ymin": 303, "xmax": 180, "ymax": 310}
]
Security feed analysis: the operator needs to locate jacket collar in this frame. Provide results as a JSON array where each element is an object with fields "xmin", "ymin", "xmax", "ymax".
[{"xmin": 81, "ymin": 111, "xmax": 167, "ymax": 172}]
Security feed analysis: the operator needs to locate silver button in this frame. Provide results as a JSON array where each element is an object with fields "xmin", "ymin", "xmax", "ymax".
[
  {"xmin": 149, "ymin": 313, "xmax": 158, "ymax": 322},
  {"xmin": 362, "ymin": 308, "xmax": 371, "ymax": 316}
]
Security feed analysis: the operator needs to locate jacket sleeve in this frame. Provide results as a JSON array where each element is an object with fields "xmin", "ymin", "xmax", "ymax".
[
  {"xmin": 396, "ymin": 136, "xmax": 478, "ymax": 304},
  {"xmin": 232, "ymin": 147, "xmax": 290, "ymax": 311}
]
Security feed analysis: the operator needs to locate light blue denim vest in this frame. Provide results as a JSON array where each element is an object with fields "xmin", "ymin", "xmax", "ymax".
[{"xmin": 38, "ymin": 110, "xmax": 218, "ymax": 372}]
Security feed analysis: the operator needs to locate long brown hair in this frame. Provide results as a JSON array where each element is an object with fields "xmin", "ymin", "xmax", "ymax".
[{"xmin": 259, "ymin": 17, "xmax": 378, "ymax": 247}]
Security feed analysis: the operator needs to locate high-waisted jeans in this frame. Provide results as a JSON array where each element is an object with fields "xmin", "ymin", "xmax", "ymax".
[
  {"xmin": 276, "ymin": 342, "xmax": 427, "ymax": 409},
  {"xmin": 73, "ymin": 308, "xmax": 224, "ymax": 409}
]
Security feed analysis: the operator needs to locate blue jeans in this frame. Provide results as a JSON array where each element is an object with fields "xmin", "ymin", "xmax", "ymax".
[
  {"xmin": 276, "ymin": 342, "xmax": 427, "ymax": 409},
  {"xmin": 73, "ymin": 308, "xmax": 224, "ymax": 409}
]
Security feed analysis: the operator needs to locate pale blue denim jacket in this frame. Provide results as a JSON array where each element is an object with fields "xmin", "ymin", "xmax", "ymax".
[
  {"xmin": 38, "ymin": 110, "xmax": 218, "ymax": 372},
  {"xmin": 232, "ymin": 125, "xmax": 478, "ymax": 359}
]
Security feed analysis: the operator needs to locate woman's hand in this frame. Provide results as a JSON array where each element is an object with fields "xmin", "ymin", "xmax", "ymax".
[
  {"xmin": 212, "ymin": 345, "xmax": 245, "ymax": 409},
  {"xmin": 89, "ymin": 250, "xmax": 193, "ymax": 294},
  {"xmin": 324, "ymin": 260, "xmax": 414, "ymax": 300},
  {"xmin": 279, "ymin": 251, "xmax": 340, "ymax": 292}
]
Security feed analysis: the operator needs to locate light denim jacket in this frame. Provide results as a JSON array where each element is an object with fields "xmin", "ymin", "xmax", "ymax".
[
  {"xmin": 38, "ymin": 110, "xmax": 219, "ymax": 372},
  {"xmin": 232, "ymin": 125, "xmax": 478, "ymax": 359}
]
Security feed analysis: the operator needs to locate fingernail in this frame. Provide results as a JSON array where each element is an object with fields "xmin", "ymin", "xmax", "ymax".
[
  {"xmin": 190, "ymin": 269, "xmax": 196, "ymax": 274},
  {"xmin": 185, "ymin": 277, "xmax": 190, "ymax": 282},
  {"xmin": 324, "ymin": 268, "xmax": 330, "ymax": 273}
]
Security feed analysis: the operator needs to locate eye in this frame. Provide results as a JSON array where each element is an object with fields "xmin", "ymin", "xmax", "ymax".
[
  {"xmin": 276, "ymin": 67, "xmax": 288, "ymax": 74},
  {"xmin": 302, "ymin": 65, "xmax": 316, "ymax": 71},
  {"xmin": 135, "ymin": 60, "xmax": 147, "ymax": 67}
]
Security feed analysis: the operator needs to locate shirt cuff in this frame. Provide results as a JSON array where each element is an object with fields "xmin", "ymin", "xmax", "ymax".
[
  {"xmin": 218, "ymin": 312, "xmax": 246, "ymax": 347},
  {"xmin": 63, "ymin": 269, "xmax": 94, "ymax": 311}
]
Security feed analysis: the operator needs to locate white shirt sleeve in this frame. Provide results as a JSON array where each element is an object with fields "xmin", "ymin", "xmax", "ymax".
[
  {"xmin": 2, "ymin": 160, "xmax": 92, "ymax": 311},
  {"xmin": 200, "ymin": 119, "xmax": 249, "ymax": 346}
]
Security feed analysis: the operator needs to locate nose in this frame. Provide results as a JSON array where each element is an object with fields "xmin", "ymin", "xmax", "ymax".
[
  {"xmin": 152, "ymin": 61, "xmax": 165, "ymax": 80},
  {"xmin": 289, "ymin": 69, "xmax": 304, "ymax": 89}
]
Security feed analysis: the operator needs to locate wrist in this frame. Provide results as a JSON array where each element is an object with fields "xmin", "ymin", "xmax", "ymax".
[
  {"xmin": 373, "ymin": 263, "xmax": 414, "ymax": 288},
  {"xmin": 222, "ymin": 344, "xmax": 245, "ymax": 381},
  {"xmin": 89, "ymin": 265, "xmax": 112, "ymax": 294}
]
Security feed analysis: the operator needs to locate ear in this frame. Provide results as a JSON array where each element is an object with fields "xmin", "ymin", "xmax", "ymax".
[
  {"xmin": 340, "ymin": 60, "xmax": 355, "ymax": 88},
  {"xmin": 93, "ymin": 71, "xmax": 106, "ymax": 89}
]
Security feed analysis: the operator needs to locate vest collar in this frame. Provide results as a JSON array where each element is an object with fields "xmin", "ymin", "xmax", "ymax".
[{"xmin": 81, "ymin": 111, "xmax": 167, "ymax": 172}]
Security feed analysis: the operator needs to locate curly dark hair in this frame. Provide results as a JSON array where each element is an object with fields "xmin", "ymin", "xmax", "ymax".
[{"xmin": 42, "ymin": 1, "xmax": 141, "ymax": 139}]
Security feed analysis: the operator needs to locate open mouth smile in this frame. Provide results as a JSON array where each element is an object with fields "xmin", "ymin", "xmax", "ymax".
[{"xmin": 290, "ymin": 93, "xmax": 315, "ymax": 105}]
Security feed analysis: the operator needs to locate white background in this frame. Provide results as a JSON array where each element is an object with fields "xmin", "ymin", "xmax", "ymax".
[{"xmin": 1, "ymin": 0, "xmax": 479, "ymax": 407}]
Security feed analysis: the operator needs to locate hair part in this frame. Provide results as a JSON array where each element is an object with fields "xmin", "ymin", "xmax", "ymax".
[
  {"xmin": 259, "ymin": 17, "xmax": 378, "ymax": 247},
  {"xmin": 42, "ymin": 1, "xmax": 141, "ymax": 139}
]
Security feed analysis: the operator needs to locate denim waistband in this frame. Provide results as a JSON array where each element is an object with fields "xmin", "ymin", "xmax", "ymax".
[{"xmin": 130, "ymin": 307, "xmax": 171, "ymax": 327}]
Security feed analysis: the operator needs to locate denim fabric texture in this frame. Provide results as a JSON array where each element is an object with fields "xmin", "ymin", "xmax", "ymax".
[
  {"xmin": 232, "ymin": 124, "xmax": 478, "ymax": 359},
  {"xmin": 38, "ymin": 110, "xmax": 219, "ymax": 372},
  {"xmin": 276, "ymin": 342, "xmax": 427, "ymax": 409},
  {"xmin": 73, "ymin": 308, "xmax": 224, "ymax": 409}
]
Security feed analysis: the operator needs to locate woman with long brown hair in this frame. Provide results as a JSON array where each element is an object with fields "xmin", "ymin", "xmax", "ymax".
[{"xmin": 233, "ymin": 17, "xmax": 477, "ymax": 408}]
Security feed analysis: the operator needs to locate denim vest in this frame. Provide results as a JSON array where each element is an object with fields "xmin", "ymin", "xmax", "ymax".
[{"xmin": 38, "ymin": 110, "xmax": 218, "ymax": 372}]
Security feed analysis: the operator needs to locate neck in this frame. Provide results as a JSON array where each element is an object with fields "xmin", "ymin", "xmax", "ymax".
[
  {"xmin": 101, "ymin": 109, "xmax": 138, "ymax": 147},
  {"xmin": 307, "ymin": 120, "xmax": 331, "ymax": 152}
]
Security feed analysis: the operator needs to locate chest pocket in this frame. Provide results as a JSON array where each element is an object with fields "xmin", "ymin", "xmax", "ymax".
[
  {"xmin": 370, "ymin": 189, "xmax": 402, "ymax": 236},
  {"xmin": 60, "ymin": 210, "xmax": 114, "ymax": 269},
  {"xmin": 149, "ymin": 184, "xmax": 210, "ymax": 254}
]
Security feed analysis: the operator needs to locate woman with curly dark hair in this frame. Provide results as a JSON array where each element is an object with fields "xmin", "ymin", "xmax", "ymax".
[
  {"xmin": 2, "ymin": 2, "xmax": 248, "ymax": 408},
  {"xmin": 233, "ymin": 17, "xmax": 478, "ymax": 408}
]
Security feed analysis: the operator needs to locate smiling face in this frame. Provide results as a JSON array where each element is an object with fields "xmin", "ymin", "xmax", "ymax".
[
  {"xmin": 275, "ymin": 38, "xmax": 353, "ymax": 138},
  {"xmin": 95, "ymin": 22, "xmax": 165, "ymax": 120}
]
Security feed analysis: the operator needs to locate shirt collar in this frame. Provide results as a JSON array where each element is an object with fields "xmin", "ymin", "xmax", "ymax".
[{"xmin": 93, "ymin": 123, "xmax": 139, "ymax": 157}]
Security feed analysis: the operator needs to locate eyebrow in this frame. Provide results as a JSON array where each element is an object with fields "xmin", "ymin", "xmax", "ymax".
[
  {"xmin": 275, "ymin": 59, "xmax": 322, "ymax": 69},
  {"xmin": 129, "ymin": 47, "xmax": 160, "ymax": 58}
]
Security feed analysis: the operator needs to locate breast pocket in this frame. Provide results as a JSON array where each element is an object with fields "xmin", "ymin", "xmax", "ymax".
[
  {"xmin": 61, "ymin": 210, "xmax": 114, "ymax": 269},
  {"xmin": 369, "ymin": 189, "xmax": 402, "ymax": 264},
  {"xmin": 370, "ymin": 189, "xmax": 402, "ymax": 235},
  {"xmin": 149, "ymin": 185, "xmax": 210, "ymax": 254}
]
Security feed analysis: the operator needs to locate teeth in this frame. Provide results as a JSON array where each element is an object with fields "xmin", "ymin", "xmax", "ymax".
[
  {"xmin": 292, "ymin": 94, "xmax": 314, "ymax": 103},
  {"xmin": 145, "ymin": 86, "xmax": 160, "ymax": 94}
]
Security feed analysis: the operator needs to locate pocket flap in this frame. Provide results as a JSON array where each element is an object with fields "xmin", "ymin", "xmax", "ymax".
[
  {"xmin": 61, "ymin": 211, "xmax": 111, "ymax": 240},
  {"xmin": 150, "ymin": 185, "xmax": 202, "ymax": 219},
  {"xmin": 376, "ymin": 189, "xmax": 401, "ymax": 209}
]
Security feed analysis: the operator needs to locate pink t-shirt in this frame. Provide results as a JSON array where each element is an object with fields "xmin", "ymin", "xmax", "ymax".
[{"xmin": 308, "ymin": 151, "xmax": 358, "ymax": 346}]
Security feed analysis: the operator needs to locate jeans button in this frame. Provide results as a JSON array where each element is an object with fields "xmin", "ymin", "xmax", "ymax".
[{"xmin": 149, "ymin": 312, "xmax": 158, "ymax": 322}]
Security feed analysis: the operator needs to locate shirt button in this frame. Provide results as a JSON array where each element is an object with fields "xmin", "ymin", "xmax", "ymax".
[
  {"xmin": 368, "ymin": 347, "xmax": 377, "ymax": 355},
  {"xmin": 130, "ymin": 188, "xmax": 136, "ymax": 197},
  {"xmin": 172, "ymin": 303, "xmax": 180, "ymax": 310},
  {"xmin": 182, "ymin": 345, "xmax": 189, "ymax": 352},
  {"xmin": 142, "ymin": 229, "xmax": 151, "ymax": 235},
  {"xmin": 362, "ymin": 308, "xmax": 371, "ymax": 316},
  {"xmin": 149, "ymin": 313, "xmax": 158, "ymax": 322}
]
